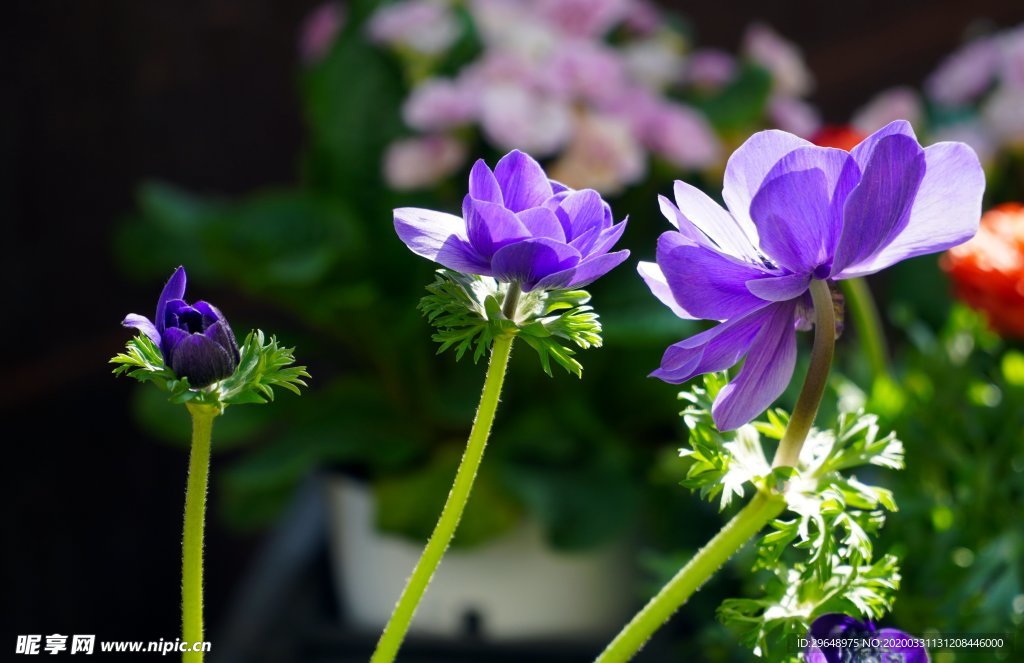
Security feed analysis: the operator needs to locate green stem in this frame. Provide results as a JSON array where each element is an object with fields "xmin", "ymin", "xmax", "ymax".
[
  {"xmin": 595, "ymin": 492, "xmax": 785, "ymax": 663},
  {"xmin": 371, "ymin": 334, "xmax": 515, "ymax": 663},
  {"xmin": 840, "ymin": 277, "xmax": 890, "ymax": 381},
  {"xmin": 182, "ymin": 403, "xmax": 217, "ymax": 663},
  {"xmin": 596, "ymin": 278, "xmax": 837, "ymax": 663},
  {"xmin": 502, "ymin": 281, "xmax": 522, "ymax": 321},
  {"xmin": 773, "ymin": 279, "xmax": 836, "ymax": 469}
]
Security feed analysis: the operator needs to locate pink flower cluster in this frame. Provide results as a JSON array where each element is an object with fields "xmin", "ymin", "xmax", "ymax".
[
  {"xmin": 853, "ymin": 23, "xmax": 1024, "ymax": 164},
  {"xmin": 365, "ymin": 0, "xmax": 819, "ymax": 193}
]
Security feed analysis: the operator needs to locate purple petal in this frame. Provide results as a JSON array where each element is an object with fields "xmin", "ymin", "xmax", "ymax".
[
  {"xmin": 805, "ymin": 614, "xmax": 868, "ymax": 663},
  {"xmin": 651, "ymin": 307, "xmax": 770, "ymax": 383},
  {"xmin": 394, "ymin": 207, "xmax": 490, "ymax": 273},
  {"xmin": 638, "ymin": 261, "xmax": 695, "ymax": 319},
  {"xmin": 672, "ymin": 180, "xmax": 760, "ymax": 260},
  {"xmin": 162, "ymin": 298, "xmax": 189, "ymax": 330},
  {"xmin": 491, "ymin": 238, "xmax": 581, "ymax": 291},
  {"xmin": 465, "ymin": 197, "xmax": 531, "ymax": 258},
  {"xmin": 712, "ymin": 301, "xmax": 798, "ymax": 431},
  {"xmin": 517, "ymin": 206, "xmax": 565, "ymax": 242},
  {"xmin": 192, "ymin": 300, "xmax": 225, "ymax": 328},
  {"xmin": 876, "ymin": 629, "xmax": 929, "ymax": 663},
  {"xmin": 850, "ymin": 120, "xmax": 917, "ymax": 171},
  {"xmin": 169, "ymin": 333, "xmax": 237, "ymax": 388},
  {"xmin": 761, "ymin": 146, "xmax": 862, "ymax": 256},
  {"xmin": 831, "ymin": 134, "xmax": 926, "ymax": 276},
  {"xmin": 201, "ymin": 316, "xmax": 240, "ymax": 364},
  {"xmin": 585, "ymin": 220, "xmax": 627, "ymax": 257},
  {"xmin": 658, "ymin": 236, "xmax": 774, "ymax": 321},
  {"xmin": 750, "ymin": 168, "xmax": 834, "ymax": 273},
  {"xmin": 161, "ymin": 326, "xmax": 189, "ymax": 360},
  {"xmin": 155, "ymin": 266, "xmax": 187, "ymax": 334},
  {"xmin": 836, "ymin": 141, "xmax": 984, "ymax": 278},
  {"xmin": 722, "ymin": 130, "xmax": 812, "ymax": 243},
  {"xmin": 122, "ymin": 314, "xmax": 160, "ymax": 346},
  {"xmin": 554, "ymin": 189, "xmax": 607, "ymax": 240},
  {"xmin": 534, "ymin": 249, "xmax": 630, "ymax": 291},
  {"xmin": 746, "ymin": 272, "xmax": 811, "ymax": 301},
  {"xmin": 468, "ymin": 159, "xmax": 503, "ymax": 205},
  {"xmin": 493, "ymin": 150, "xmax": 554, "ymax": 212}
]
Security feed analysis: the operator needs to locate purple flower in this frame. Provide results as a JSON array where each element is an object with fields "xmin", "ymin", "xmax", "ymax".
[
  {"xmin": 123, "ymin": 267, "xmax": 240, "ymax": 388},
  {"xmin": 395, "ymin": 149, "xmax": 629, "ymax": 292},
  {"xmin": 640, "ymin": 121, "xmax": 984, "ymax": 430},
  {"xmin": 804, "ymin": 614, "xmax": 928, "ymax": 663}
]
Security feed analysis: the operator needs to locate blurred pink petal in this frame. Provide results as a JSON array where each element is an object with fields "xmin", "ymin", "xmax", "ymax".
[
  {"xmin": 532, "ymin": 0, "xmax": 630, "ymax": 38},
  {"xmin": 644, "ymin": 102, "xmax": 722, "ymax": 169},
  {"xmin": 743, "ymin": 23, "xmax": 814, "ymax": 96},
  {"xmin": 768, "ymin": 95, "xmax": 822, "ymax": 138},
  {"xmin": 852, "ymin": 86, "xmax": 923, "ymax": 134},
  {"xmin": 368, "ymin": 0, "xmax": 460, "ymax": 55},
  {"xmin": 299, "ymin": 2, "xmax": 345, "ymax": 64},
  {"xmin": 550, "ymin": 40, "xmax": 628, "ymax": 104},
  {"xmin": 384, "ymin": 136, "xmax": 468, "ymax": 190},
  {"xmin": 549, "ymin": 112, "xmax": 646, "ymax": 193},
  {"xmin": 686, "ymin": 49, "xmax": 738, "ymax": 90},
  {"xmin": 1000, "ymin": 26, "xmax": 1024, "ymax": 89},
  {"xmin": 925, "ymin": 36, "xmax": 1001, "ymax": 106},
  {"xmin": 480, "ymin": 84, "xmax": 573, "ymax": 156},
  {"xmin": 403, "ymin": 79, "xmax": 479, "ymax": 131},
  {"xmin": 982, "ymin": 85, "xmax": 1024, "ymax": 147},
  {"xmin": 622, "ymin": 33, "xmax": 686, "ymax": 90}
]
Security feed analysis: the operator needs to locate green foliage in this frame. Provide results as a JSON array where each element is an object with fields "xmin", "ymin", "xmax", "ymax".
[
  {"xmin": 676, "ymin": 374, "xmax": 906, "ymax": 660},
  {"xmin": 111, "ymin": 331, "xmax": 308, "ymax": 411},
  {"xmin": 418, "ymin": 269, "xmax": 605, "ymax": 377}
]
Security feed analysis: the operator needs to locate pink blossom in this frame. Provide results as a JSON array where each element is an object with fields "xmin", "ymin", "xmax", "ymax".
[
  {"xmin": 686, "ymin": 49, "xmax": 738, "ymax": 90},
  {"xmin": 299, "ymin": 2, "xmax": 345, "ymax": 64},
  {"xmin": 1000, "ymin": 26, "xmax": 1024, "ymax": 89},
  {"xmin": 403, "ymin": 79, "xmax": 479, "ymax": 131},
  {"xmin": 532, "ymin": 0, "xmax": 630, "ymax": 38},
  {"xmin": 767, "ymin": 96, "xmax": 822, "ymax": 139},
  {"xmin": 743, "ymin": 23, "xmax": 814, "ymax": 96},
  {"xmin": 852, "ymin": 86, "xmax": 923, "ymax": 134},
  {"xmin": 550, "ymin": 40, "xmax": 628, "ymax": 104},
  {"xmin": 643, "ymin": 102, "xmax": 722, "ymax": 169},
  {"xmin": 925, "ymin": 36, "xmax": 1001, "ymax": 106},
  {"xmin": 479, "ymin": 84, "xmax": 573, "ymax": 156},
  {"xmin": 384, "ymin": 135, "xmax": 467, "ymax": 190},
  {"xmin": 367, "ymin": 0, "xmax": 460, "ymax": 55},
  {"xmin": 982, "ymin": 85, "xmax": 1024, "ymax": 146},
  {"xmin": 549, "ymin": 112, "xmax": 646, "ymax": 193},
  {"xmin": 622, "ymin": 33, "xmax": 686, "ymax": 90}
]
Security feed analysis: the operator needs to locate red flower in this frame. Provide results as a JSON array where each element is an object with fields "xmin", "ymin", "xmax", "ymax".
[
  {"xmin": 942, "ymin": 203, "xmax": 1024, "ymax": 338},
  {"xmin": 811, "ymin": 125, "xmax": 866, "ymax": 152}
]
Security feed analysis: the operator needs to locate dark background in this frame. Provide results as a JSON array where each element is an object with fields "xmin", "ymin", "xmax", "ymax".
[{"xmin": 5, "ymin": 0, "xmax": 1024, "ymax": 659}]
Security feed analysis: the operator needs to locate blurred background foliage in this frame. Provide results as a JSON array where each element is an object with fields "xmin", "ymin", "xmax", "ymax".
[{"xmin": 112, "ymin": 0, "xmax": 1023, "ymax": 655}]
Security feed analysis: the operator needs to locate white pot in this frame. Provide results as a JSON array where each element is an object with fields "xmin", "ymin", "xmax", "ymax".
[{"xmin": 324, "ymin": 474, "xmax": 633, "ymax": 641}]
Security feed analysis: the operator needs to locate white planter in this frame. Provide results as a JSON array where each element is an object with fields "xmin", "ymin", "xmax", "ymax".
[{"xmin": 325, "ymin": 475, "xmax": 633, "ymax": 641}]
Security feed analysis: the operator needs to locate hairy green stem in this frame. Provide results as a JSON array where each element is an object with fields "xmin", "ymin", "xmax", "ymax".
[
  {"xmin": 773, "ymin": 279, "xmax": 836, "ymax": 469},
  {"xmin": 371, "ymin": 334, "xmax": 515, "ymax": 663},
  {"xmin": 596, "ymin": 278, "xmax": 837, "ymax": 663},
  {"xmin": 841, "ymin": 277, "xmax": 889, "ymax": 380},
  {"xmin": 502, "ymin": 281, "xmax": 522, "ymax": 321},
  {"xmin": 182, "ymin": 403, "xmax": 218, "ymax": 663}
]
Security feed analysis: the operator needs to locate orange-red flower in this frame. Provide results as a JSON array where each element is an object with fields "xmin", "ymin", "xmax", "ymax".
[
  {"xmin": 811, "ymin": 125, "xmax": 866, "ymax": 152},
  {"xmin": 942, "ymin": 203, "xmax": 1024, "ymax": 337}
]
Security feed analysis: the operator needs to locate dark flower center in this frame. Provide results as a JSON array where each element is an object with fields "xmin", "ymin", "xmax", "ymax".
[{"xmin": 176, "ymin": 306, "xmax": 205, "ymax": 334}]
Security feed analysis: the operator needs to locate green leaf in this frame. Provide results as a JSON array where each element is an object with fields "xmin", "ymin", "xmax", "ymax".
[
  {"xmin": 111, "ymin": 330, "xmax": 308, "ymax": 411},
  {"xmin": 418, "ymin": 270, "xmax": 605, "ymax": 377}
]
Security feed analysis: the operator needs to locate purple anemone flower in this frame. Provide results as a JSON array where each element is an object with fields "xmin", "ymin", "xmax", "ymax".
[
  {"xmin": 394, "ymin": 149, "xmax": 630, "ymax": 292},
  {"xmin": 804, "ymin": 613, "xmax": 928, "ymax": 662},
  {"xmin": 123, "ymin": 266, "xmax": 240, "ymax": 388},
  {"xmin": 640, "ymin": 120, "xmax": 984, "ymax": 431}
]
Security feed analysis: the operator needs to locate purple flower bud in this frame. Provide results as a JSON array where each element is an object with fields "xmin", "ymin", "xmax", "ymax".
[
  {"xmin": 123, "ymin": 267, "xmax": 240, "ymax": 388},
  {"xmin": 804, "ymin": 613, "xmax": 928, "ymax": 662},
  {"xmin": 394, "ymin": 149, "xmax": 629, "ymax": 292}
]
